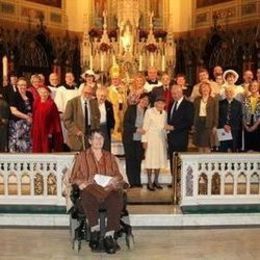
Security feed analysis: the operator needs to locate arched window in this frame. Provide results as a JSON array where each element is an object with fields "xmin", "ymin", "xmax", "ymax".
[
  {"xmin": 47, "ymin": 173, "xmax": 57, "ymax": 195},
  {"xmin": 250, "ymin": 173, "xmax": 259, "ymax": 195},
  {"xmin": 8, "ymin": 174, "xmax": 18, "ymax": 195},
  {"xmin": 211, "ymin": 173, "xmax": 221, "ymax": 195},
  {"xmin": 21, "ymin": 174, "xmax": 31, "ymax": 195},
  {"xmin": 237, "ymin": 173, "xmax": 247, "ymax": 195},
  {"xmin": 198, "ymin": 173, "xmax": 208, "ymax": 195},
  {"xmin": 34, "ymin": 173, "xmax": 44, "ymax": 195},
  {"xmin": 224, "ymin": 173, "xmax": 234, "ymax": 195},
  {"xmin": 0, "ymin": 174, "xmax": 4, "ymax": 195}
]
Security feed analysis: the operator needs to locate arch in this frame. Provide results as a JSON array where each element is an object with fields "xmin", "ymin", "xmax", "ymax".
[
  {"xmin": 21, "ymin": 174, "xmax": 31, "ymax": 195},
  {"xmin": 8, "ymin": 174, "xmax": 18, "ymax": 195},
  {"xmin": 198, "ymin": 173, "xmax": 208, "ymax": 195},
  {"xmin": 250, "ymin": 173, "xmax": 259, "ymax": 195},
  {"xmin": 47, "ymin": 173, "xmax": 57, "ymax": 195},
  {"xmin": 34, "ymin": 173, "xmax": 44, "ymax": 195},
  {"xmin": 237, "ymin": 173, "xmax": 247, "ymax": 195},
  {"xmin": 211, "ymin": 173, "xmax": 221, "ymax": 195},
  {"xmin": 185, "ymin": 166, "xmax": 193, "ymax": 196},
  {"xmin": 224, "ymin": 173, "xmax": 234, "ymax": 195},
  {"xmin": 0, "ymin": 174, "xmax": 4, "ymax": 195}
]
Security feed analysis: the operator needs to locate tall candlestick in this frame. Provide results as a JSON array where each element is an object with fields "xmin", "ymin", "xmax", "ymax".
[
  {"xmin": 161, "ymin": 55, "xmax": 166, "ymax": 72},
  {"xmin": 112, "ymin": 55, "xmax": 116, "ymax": 66},
  {"xmin": 89, "ymin": 54, "xmax": 93, "ymax": 70},
  {"xmin": 100, "ymin": 52, "xmax": 104, "ymax": 71},
  {"xmin": 2, "ymin": 55, "xmax": 8, "ymax": 78},
  {"xmin": 150, "ymin": 53, "xmax": 154, "ymax": 67},
  {"xmin": 139, "ymin": 55, "xmax": 143, "ymax": 71}
]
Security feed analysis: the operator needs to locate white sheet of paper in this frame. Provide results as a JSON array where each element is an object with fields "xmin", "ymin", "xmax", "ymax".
[
  {"xmin": 94, "ymin": 174, "xmax": 113, "ymax": 187},
  {"xmin": 217, "ymin": 128, "xmax": 233, "ymax": 141}
]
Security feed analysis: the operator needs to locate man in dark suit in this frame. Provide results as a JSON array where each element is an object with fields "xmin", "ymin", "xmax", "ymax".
[
  {"xmin": 150, "ymin": 73, "xmax": 172, "ymax": 109},
  {"xmin": 122, "ymin": 93, "xmax": 150, "ymax": 187},
  {"xmin": 64, "ymin": 85, "xmax": 100, "ymax": 151},
  {"xmin": 2, "ymin": 73, "xmax": 18, "ymax": 104},
  {"xmin": 96, "ymin": 87, "xmax": 115, "ymax": 151},
  {"xmin": 165, "ymin": 85, "xmax": 194, "ymax": 186},
  {"xmin": 218, "ymin": 86, "xmax": 242, "ymax": 152}
]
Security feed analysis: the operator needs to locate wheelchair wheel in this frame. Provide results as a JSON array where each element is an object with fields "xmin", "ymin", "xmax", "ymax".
[
  {"xmin": 126, "ymin": 234, "xmax": 135, "ymax": 250},
  {"xmin": 73, "ymin": 239, "xmax": 81, "ymax": 253}
]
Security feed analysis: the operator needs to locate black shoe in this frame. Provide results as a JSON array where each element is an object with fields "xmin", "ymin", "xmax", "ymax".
[
  {"xmin": 104, "ymin": 236, "xmax": 117, "ymax": 254},
  {"xmin": 167, "ymin": 184, "xmax": 173, "ymax": 188},
  {"xmin": 153, "ymin": 182, "xmax": 163, "ymax": 189},
  {"xmin": 135, "ymin": 184, "xmax": 143, "ymax": 188},
  {"xmin": 147, "ymin": 184, "xmax": 155, "ymax": 191},
  {"xmin": 89, "ymin": 231, "xmax": 100, "ymax": 251}
]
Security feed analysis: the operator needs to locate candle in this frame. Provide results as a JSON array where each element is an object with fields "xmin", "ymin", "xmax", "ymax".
[
  {"xmin": 150, "ymin": 53, "xmax": 154, "ymax": 67},
  {"xmin": 100, "ymin": 52, "xmax": 104, "ymax": 71},
  {"xmin": 139, "ymin": 55, "xmax": 143, "ymax": 71},
  {"xmin": 112, "ymin": 55, "xmax": 116, "ymax": 66},
  {"xmin": 2, "ymin": 55, "xmax": 8, "ymax": 78},
  {"xmin": 161, "ymin": 55, "xmax": 165, "ymax": 72},
  {"xmin": 89, "ymin": 54, "xmax": 93, "ymax": 70}
]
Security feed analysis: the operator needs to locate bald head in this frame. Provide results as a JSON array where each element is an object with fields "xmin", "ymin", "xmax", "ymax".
[
  {"xmin": 171, "ymin": 84, "xmax": 183, "ymax": 101},
  {"xmin": 147, "ymin": 67, "xmax": 158, "ymax": 81},
  {"xmin": 81, "ymin": 84, "xmax": 93, "ymax": 99},
  {"xmin": 96, "ymin": 87, "xmax": 108, "ymax": 104}
]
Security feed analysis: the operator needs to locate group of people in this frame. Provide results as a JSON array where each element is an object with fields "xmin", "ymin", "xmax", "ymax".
[
  {"xmin": 0, "ymin": 66, "xmax": 260, "ymax": 187},
  {"xmin": 1, "ymin": 65, "xmax": 260, "ymax": 255}
]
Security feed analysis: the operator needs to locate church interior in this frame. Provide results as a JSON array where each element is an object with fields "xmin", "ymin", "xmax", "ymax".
[{"xmin": 0, "ymin": 0, "xmax": 260, "ymax": 258}]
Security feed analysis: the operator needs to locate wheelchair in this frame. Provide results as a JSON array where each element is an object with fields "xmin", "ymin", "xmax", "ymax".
[{"xmin": 69, "ymin": 184, "xmax": 134, "ymax": 253}]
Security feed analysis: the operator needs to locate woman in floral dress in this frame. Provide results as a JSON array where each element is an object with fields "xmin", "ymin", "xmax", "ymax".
[
  {"xmin": 9, "ymin": 77, "xmax": 33, "ymax": 152},
  {"xmin": 242, "ymin": 81, "xmax": 260, "ymax": 151}
]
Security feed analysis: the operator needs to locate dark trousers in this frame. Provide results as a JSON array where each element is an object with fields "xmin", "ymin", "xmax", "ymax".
[
  {"xmin": 219, "ymin": 129, "xmax": 241, "ymax": 152},
  {"xmin": 80, "ymin": 190, "xmax": 123, "ymax": 232},
  {"xmin": 100, "ymin": 123, "xmax": 111, "ymax": 152},
  {"xmin": 123, "ymin": 140, "xmax": 144, "ymax": 186}
]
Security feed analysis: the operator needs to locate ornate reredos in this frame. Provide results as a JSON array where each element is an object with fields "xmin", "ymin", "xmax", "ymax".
[{"xmin": 92, "ymin": 0, "xmax": 164, "ymax": 30}]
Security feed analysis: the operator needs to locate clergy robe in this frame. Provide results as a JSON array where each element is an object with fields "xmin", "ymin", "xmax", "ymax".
[{"xmin": 32, "ymin": 98, "xmax": 63, "ymax": 153}]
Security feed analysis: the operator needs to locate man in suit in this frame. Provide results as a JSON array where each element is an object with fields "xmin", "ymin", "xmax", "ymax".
[
  {"xmin": 96, "ymin": 87, "xmax": 115, "ymax": 151},
  {"xmin": 2, "ymin": 73, "xmax": 18, "ymax": 104},
  {"xmin": 218, "ymin": 86, "xmax": 242, "ymax": 152},
  {"xmin": 165, "ymin": 85, "xmax": 194, "ymax": 186},
  {"xmin": 63, "ymin": 85, "xmax": 100, "ymax": 151},
  {"xmin": 150, "ymin": 73, "xmax": 172, "ymax": 109}
]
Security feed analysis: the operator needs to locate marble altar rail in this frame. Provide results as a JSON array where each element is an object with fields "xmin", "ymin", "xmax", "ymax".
[{"xmin": 179, "ymin": 153, "xmax": 260, "ymax": 207}]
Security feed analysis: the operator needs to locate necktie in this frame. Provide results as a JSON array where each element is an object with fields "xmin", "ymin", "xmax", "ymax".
[
  {"xmin": 226, "ymin": 102, "xmax": 231, "ymax": 125},
  {"xmin": 84, "ymin": 101, "xmax": 89, "ymax": 134},
  {"xmin": 170, "ymin": 101, "xmax": 178, "ymax": 120}
]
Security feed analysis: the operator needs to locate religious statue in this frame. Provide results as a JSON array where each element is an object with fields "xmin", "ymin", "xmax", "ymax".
[{"xmin": 120, "ymin": 24, "xmax": 133, "ymax": 55}]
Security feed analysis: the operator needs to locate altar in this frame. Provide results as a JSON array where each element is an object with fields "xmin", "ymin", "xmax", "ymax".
[{"xmin": 81, "ymin": 0, "xmax": 176, "ymax": 80}]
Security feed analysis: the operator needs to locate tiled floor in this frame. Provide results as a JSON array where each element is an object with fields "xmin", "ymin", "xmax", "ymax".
[{"xmin": 0, "ymin": 227, "xmax": 260, "ymax": 259}]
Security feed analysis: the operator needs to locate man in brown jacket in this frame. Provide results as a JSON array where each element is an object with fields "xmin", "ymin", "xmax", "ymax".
[{"xmin": 64, "ymin": 85, "xmax": 100, "ymax": 151}]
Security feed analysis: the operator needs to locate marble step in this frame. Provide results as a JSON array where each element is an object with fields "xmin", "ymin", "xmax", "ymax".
[{"xmin": 1, "ymin": 212, "xmax": 260, "ymax": 227}]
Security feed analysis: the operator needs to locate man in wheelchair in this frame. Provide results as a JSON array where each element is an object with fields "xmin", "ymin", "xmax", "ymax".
[{"xmin": 70, "ymin": 129, "xmax": 128, "ymax": 254}]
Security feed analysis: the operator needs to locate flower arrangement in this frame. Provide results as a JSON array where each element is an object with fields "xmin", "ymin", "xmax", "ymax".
[
  {"xmin": 139, "ymin": 29, "xmax": 148, "ymax": 39},
  {"xmin": 154, "ymin": 29, "xmax": 168, "ymax": 39},
  {"xmin": 99, "ymin": 42, "xmax": 111, "ymax": 52},
  {"xmin": 88, "ymin": 28, "xmax": 102, "ymax": 38},
  {"xmin": 108, "ymin": 29, "xmax": 117, "ymax": 39},
  {"xmin": 145, "ymin": 43, "xmax": 157, "ymax": 53}
]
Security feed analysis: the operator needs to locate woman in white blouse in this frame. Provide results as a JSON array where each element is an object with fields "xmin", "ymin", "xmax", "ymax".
[
  {"xmin": 193, "ymin": 82, "xmax": 219, "ymax": 153},
  {"xmin": 142, "ymin": 96, "xmax": 168, "ymax": 191}
]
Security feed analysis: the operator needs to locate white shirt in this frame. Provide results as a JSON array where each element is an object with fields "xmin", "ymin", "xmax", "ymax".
[
  {"xmin": 144, "ymin": 80, "xmax": 162, "ymax": 93},
  {"xmin": 99, "ymin": 102, "xmax": 107, "ymax": 124},
  {"xmin": 199, "ymin": 100, "xmax": 207, "ymax": 117}
]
